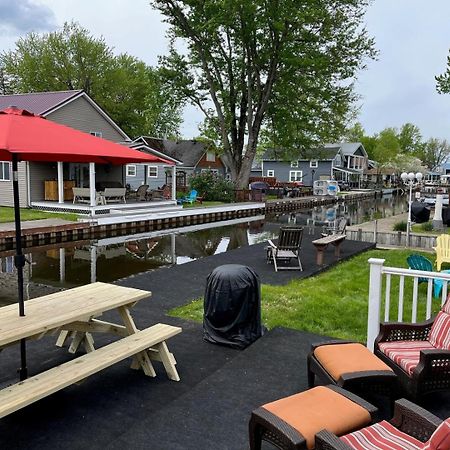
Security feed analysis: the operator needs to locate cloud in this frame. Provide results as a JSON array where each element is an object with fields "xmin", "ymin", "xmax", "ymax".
[{"xmin": 0, "ymin": 0, "xmax": 56, "ymax": 35}]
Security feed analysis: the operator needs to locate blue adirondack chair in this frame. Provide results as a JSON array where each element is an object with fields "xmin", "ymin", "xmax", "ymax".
[
  {"xmin": 406, "ymin": 254, "xmax": 433, "ymax": 283},
  {"xmin": 178, "ymin": 189, "xmax": 198, "ymax": 205}
]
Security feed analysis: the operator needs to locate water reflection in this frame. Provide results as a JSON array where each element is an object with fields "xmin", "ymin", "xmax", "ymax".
[{"xmin": 0, "ymin": 194, "xmax": 407, "ymax": 305}]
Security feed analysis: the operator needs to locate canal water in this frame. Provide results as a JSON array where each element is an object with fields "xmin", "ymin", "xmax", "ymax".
[{"xmin": 0, "ymin": 194, "xmax": 406, "ymax": 305}]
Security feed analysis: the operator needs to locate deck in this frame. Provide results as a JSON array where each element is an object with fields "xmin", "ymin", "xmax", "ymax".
[{"xmin": 0, "ymin": 237, "xmax": 447, "ymax": 449}]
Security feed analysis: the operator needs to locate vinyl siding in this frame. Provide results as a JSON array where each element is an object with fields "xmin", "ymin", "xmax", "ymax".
[
  {"xmin": 0, "ymin": 162, "xmax": 28, "ymax": 207},
  {"xmin": 29, "ymin": 162, "xmax": 57, "ymax": 202},
  {"xmin": 262, "ymin": 160, "xmax": 333, "ymax": 184},
  {"xmin": 46, "ymin": 96, "xmax": 126, "ymax": 143},
  {"xmin": 126, "ymin": 164, "xmax": 167, "ymax": 190}
]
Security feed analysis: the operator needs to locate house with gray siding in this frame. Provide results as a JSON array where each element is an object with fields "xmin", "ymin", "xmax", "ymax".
[
  {"xmin": 0, "ymin": 90, "xmax": 132, "ymax": 207},
  {"xmin": 256, "ymin": 143, "xmax": 368, "ymax": 186},
  {"xmin": 127, "ymin": 137, "xmax": 228, "ymax": 191}
]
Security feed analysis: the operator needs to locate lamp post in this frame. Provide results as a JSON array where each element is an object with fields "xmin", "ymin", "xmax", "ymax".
[{"xmin": 400, "ymin": 171, "xmax": 423, "ymax": 246}]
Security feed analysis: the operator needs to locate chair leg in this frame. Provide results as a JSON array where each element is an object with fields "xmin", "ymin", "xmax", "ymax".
[
  {"xmin": 249, "ymin": 417, "xmax": 263, "ymax": 450},
  {"xmin": 297, "ymin": 255, "xmax": 303, "ymax": 271},
  {"xmin": 272, "ymin": 251, "xmax": 278, "ymax": 272}
]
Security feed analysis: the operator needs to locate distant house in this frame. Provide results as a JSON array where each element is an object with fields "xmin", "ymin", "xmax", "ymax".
[
  {"xmin": 127, "ymin": 137, "xmax": 228, "ymax": 191},
  {"xmin": 254, "ymin": 142, "xmax": 368, "ymax": 187},
  {"xmin": 0, "ymin": 90, "xmax": 132, "ymax": 207}
]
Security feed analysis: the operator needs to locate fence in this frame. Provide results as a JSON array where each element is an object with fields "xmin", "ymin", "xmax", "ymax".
[{"xmin": 366, "ymin": 258, "xmax": 449, "ymax": 350}]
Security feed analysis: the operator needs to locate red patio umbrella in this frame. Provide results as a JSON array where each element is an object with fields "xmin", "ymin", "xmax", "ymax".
[{"xmin": 0, "ymin": 106, "xmax": 173, "ymax": 380}]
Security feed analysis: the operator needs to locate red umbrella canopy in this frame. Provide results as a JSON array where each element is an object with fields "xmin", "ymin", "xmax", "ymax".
[{"xmin": 0, "ymin": 107, "xmax": 173, "ymax": 165}]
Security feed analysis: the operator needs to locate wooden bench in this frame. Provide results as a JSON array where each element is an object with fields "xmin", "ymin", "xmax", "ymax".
[
  {"xmin": 72, "ymin": 187, "xmax": 103, "ymax": 205},
  {"xmin": 312, "ymin": 234, "xmax": 346, "ymax": 265},
  {"xmin": 0, "ymin": 323, "xmax": 181, "ymax": 419}
]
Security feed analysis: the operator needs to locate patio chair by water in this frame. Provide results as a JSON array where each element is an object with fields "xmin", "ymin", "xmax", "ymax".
[
  {"xmin": 315, "ymin": 399, "xmax": 447, "ymax": 450},
  {"xmin": 267, "ymin": 226, "xmax": 303, "ymax": 271},
  {"xmin": 321, "ymin": 217, "xmax": 347, "ymax": 237},
  {"xmin": 407, "ymin": 254, "xmax": 433, "ymax": 283},
  {"xmin": 374, "ymin": 296, "xmax": 450, "ymax": 402},
  {"xmin": 178, "ymin": 189, "xmax": 198, "ymax": 205},
  {"xmin": 134, "ymin": 184, "xmax": 149, "ymax": 201}
]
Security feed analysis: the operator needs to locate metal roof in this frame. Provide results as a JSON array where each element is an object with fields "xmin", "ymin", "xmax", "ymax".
[{"xmin": 0, "ymin": 90, "xmax": 82, "ymax": 115}]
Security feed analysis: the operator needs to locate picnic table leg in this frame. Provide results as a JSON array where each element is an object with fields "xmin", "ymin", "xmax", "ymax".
[
  {"xmin": 68, "ymin": 331, "xmax": 85, "ymax": 354},
  {"xmin": 118, "ymin": 306, "xmax": 156, "ymax": 377},
  {"xmin": 155, "ymin": 341, "xmax": 180, "ymax": 381},
  {"xmin": 332, "ymin": 242, "xmax": 342, "ymax": 259},
  {"xmin": 56, "ymin": 330, "xmax": 70, "ymax": 347}
]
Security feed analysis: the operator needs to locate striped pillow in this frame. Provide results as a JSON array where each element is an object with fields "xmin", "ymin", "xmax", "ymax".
[
  {"xmin": 429, "ymin": 312, "xmax": 450, "ymax": 350},
  {"xmin": 443, "ymin": 295, "xmax": 450, "ymax": 314},
  {"xmin": 340, "ymin": 420, "xmax": 422, "ymax": 450},
  {"xmin": 423, "ymin": 418, "xmax": 450, "ymax": 450},
  {"xmin": 378, "ymin": 340, "xmax": 435, "ymax": 376}
]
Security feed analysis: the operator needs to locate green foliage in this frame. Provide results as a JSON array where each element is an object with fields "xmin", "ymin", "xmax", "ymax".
[
  {"xmin": 436, "ymin": 49, "xmax": 450, "ymax": 94},
  {"xmin": 420, "ymin": 222, "xmax": 434, "ymax": 232},
  {"xmin": 189, "ymin": 172, "xmax": 235, "ymax": 202},
  {"xmin": 0, "ymin": 21, "xmax": 183, "ymax": 137},
  {"xmin": 152, "ymin": 0, "xmax": 376, "ymax": 187},
  {"xmin": 169, "ymin": 249, "xmax": 440, "ymax": 342},
  {"xmin": 393, "ymin": 220, "xmax": 407, "ymax": 232}
]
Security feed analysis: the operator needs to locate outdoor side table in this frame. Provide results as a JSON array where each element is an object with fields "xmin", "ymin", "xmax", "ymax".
[
  {"xmin": 249, "ymin": 385, "xmax": 376, "ymax": 450},
  {"xmin": 307, "ymin": 342, "xmax": 398, "ymax": 408}
]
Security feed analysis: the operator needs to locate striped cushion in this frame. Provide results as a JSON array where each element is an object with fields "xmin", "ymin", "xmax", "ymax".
[
  {"xmin": 340, "ymin": 420, "xmax": 423, "ymax": 450},
  {"xmin": 423, "ymin": 418, "xmax": 450, "ymax": 450},
  {"xmin": 429, "ymin": 312, "xmax": 450, "ymax": 350},
  {"xmin": 378, "ymin": 340, "xmax": 435, "ymax": 376},
  {"xmin": 443, "ymin": 296, "xmax": 450, "ymax": 314}
]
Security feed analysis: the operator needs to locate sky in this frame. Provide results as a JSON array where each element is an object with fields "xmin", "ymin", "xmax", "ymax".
[{"xmin": 0, "ymin": 0, "xmax": 450, "ymax": 141}]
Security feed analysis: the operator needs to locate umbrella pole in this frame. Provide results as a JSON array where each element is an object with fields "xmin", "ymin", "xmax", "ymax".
[{"xmin": 12, "ymin": 154, "xmax": 27, "ymax": 381}]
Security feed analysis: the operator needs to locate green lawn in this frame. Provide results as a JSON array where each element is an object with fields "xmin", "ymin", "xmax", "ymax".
[
  {"xmin": 182, "ymin": 201, "xmax": 226, "ymax": 208},
  {"xmin": 0, "ymin": 207, "xmax": 78, "ymax": 223},
  {"xmin": 169, "ymin": 249, "xmax": 442, "ymax": 343}
]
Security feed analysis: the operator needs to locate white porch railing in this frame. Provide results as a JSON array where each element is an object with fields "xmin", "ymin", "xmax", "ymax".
[{"xmin": 366, "ymin": 258, "xmax": 449, "ymax": 350}]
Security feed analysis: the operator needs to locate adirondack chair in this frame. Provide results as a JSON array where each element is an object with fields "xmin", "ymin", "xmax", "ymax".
[
  {"xmin": 321, "ymin": 217, "xmax": 347, "ymax": 237},
  {"xmin": 267, "ymin": 226, "xmax": 303, "ymax": 271},
  {"xmin": 178, "ymin": 189, "xmax": 198, "ymax": 205},
  {"xmin": 407, "ymin": 254, "xmax": 433, "ymax": 283},
  {"xmin": 433, "ymin": 234, "xmax": 450, "ymax": 271}
]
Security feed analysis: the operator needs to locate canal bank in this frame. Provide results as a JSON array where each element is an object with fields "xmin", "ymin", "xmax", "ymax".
[{"xmin": 0, "ymin": 190, "xmax": 381, "ymax": 249}]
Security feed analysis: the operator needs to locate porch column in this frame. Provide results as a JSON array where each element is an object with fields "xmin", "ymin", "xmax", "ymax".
[
  {"xmin": 172, "ymin": 165, "xmax": 177, "ymax": 201},
  {"xmin": 57, "ymin": 162, "xmax": 64, "ymax": 204},
  {"xmin": 89, "ymin": 162, "xmax": 96, "ymax": 207}
]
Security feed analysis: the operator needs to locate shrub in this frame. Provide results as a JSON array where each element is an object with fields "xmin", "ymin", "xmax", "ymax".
[
  {"xmin": 189, "ymin": 172, "xmax": 235, "ymax": 202},
  {"xmin": 419, "ymin": 221, "xmax": 433, "ymax": 232},
  {"xmin": 393, "ymin": 220, "xmax": 407, "ymax": 232}
]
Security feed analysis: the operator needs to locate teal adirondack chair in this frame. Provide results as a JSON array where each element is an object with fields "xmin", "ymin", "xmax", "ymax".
[
  {"xmin": 406, "ymin": 254, "xmax": 433, "ymax": 283},
  {"xmin": 180, "ymin": 189, "xmax": 198, "ymax": 205}
]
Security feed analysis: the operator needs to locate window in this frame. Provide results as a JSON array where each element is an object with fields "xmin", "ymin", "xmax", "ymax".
[
  {"xmin": 291, "ymin": 161, "xmax": 299, "ymax": 168},
  {"xmin": 267, "ymin": 169, "xmax": 275, "ymax": 177},
  {"xmin": 148, "ymin": 166, "xmax": 158, "ymax": 178},
  {"xmin": 289, "ymin": 170, "xmax": 303, "ymax": 182},
  {"xmin": 206, "ymin": 152, "xmax": 216, "ymax": 162},
  {"xmin": 201, "ymin": 168, "xmax": 219, "ymax": 175},
  {"xmin": 0, "ymin": 162, "xmax": 10, "ymax": 181},
  {"xmin": 310, "ymin": 160, "xmax": 318, "ymax": 168},
  {"xmin": 126, "ymin": 165, "xmax": 136, "ymax": 177},
  {"xmin": 90, "ymin": 131, "xmax": 103, "ymax": 138}
]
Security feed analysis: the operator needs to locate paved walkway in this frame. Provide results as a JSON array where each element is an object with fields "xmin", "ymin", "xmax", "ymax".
[
  {"xmin": 0, "ymin": 218, "xmax": 76, "ymax": 232},
  {"xmin": 347, "ymin": 213, "xmax": 408, "ymax": 232}
]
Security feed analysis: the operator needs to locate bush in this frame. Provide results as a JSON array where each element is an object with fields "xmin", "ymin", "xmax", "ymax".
[
  {"xmin": 419, "ymin": 221, "xmax": 433, "ymax": 232},
  {"xmin": 393, "ymin": 220, "xmax": 407, "ymax": 232},
  {"xmin": 189, "ymin": 172, "xmax": 235, "ymax": 202}
]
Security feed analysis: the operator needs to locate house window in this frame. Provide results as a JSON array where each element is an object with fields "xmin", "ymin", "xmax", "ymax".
[
  {"xmin": 289, "ymin": 170, "xmax": 303, "ymax": 182},
  {"xmin": 201, "ymin": 168, "xmax": 219, "ymax": 175},
  {"xmin": 126, "ymin": 165, "xmax": 137, "ymax": 177},
  {"xmin": 267, "ymin": 170, "xmax": 275, "ymax": 177},
  {"xmin": 310, "ymin": 160, "xmax": 318, "ymax": 168},
  {"xmin": 206, "ymin": 152, "xmax": 215, "ymax": 162},
  {"xmin": 0, "ymin": 162, "xmax": 11, "ymax": 181},
  {"xmin": 291, "ymin": 161, "xmax": 299, "ymax": 168},
  {"xmin": 90, "ymin": 131, "xmax": 103, "ymax": 138},
  {"xmin": 148, "ymin": 166, "xmax": 158, "ymax": 178}
]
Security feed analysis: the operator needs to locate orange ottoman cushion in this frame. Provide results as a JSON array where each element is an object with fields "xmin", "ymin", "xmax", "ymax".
[
  {"xmin": 314, "ymin": 343, "xmax": 393, "ymax": 381},
  {"xmin": 262, "ymin": 386, "xmax": 371, "ymax": 450}
]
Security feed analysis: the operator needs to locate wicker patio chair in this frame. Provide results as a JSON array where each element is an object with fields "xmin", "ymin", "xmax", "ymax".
[
  {"xmin": 315, "ymin": 398, "xmax": 445, "ymax": 450},
  {"xmin": 267, "ymin": 226, "xmax": 303, "ymax": 272},
  {"xmin": 374, "ymin": 297, "xmax": 450, "ymax": 402}
]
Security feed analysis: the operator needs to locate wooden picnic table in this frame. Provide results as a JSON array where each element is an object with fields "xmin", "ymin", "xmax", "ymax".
[{"xmin": 0, "ymin": 282, "xmax": 182, "ymax": 418}]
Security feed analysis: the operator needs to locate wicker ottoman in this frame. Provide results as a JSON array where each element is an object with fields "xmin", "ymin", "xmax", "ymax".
[
  {"xmin": 307, "ymin": 341, "xmax": 398, "ymax": 405},
  {"xmin": 249, "ymin": 385, "xmax": 377, "ymax": 450}
]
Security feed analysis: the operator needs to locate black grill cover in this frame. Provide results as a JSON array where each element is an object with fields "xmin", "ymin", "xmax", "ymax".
[
  {"xmin": 411, "ymin": 202, "xmax": 430, "ymax": 223},
  {"xmin": 203, "ymin": 264, "xmax": 265, "ymax": 349}
]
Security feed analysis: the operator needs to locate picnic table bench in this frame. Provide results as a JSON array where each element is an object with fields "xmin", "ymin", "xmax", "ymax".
[
  {"xmin": 0, "ymin": 282, "xmax": 182, "ymax": 418},
  {"xmin": 312, "ymin": 234, "xmax": 346, "ymax": 265}
]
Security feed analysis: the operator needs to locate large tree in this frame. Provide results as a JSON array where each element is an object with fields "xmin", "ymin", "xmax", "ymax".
[
  {"xmin": 1, "ymin": 22, "xmax": 183, "ymax": 137},
  {"xmin": 152, "ymin": 0, "xmax": 375, "ymax": 187}
]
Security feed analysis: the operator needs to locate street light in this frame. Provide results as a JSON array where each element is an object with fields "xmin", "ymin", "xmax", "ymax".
[{"xmin": 400, "ymin": 171, "xmax": 423, "ymax": 246}]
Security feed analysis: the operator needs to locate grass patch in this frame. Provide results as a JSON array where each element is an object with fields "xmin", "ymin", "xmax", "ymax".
[
  {"xmin": 0, "ymin": 207, "xmax": 78, "ymax": 223},
  {"xmin": 182, "ymin": 201, "xmax": 226, "ymax": 208},
  {"xmin": 169, "ymin": 249, "xmax": 441, "ymax": 343}
]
